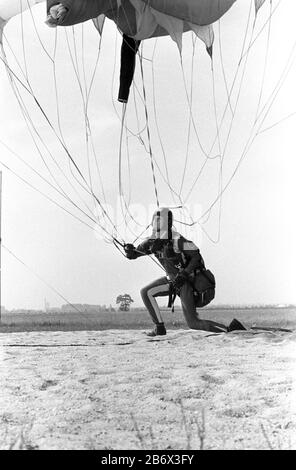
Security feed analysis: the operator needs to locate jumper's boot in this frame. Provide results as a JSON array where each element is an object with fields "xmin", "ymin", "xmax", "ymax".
[
  {"xmin": 146, "ymin": 322, "xmax": 167, "ymax": 337},
  {"xmin": 227, "ymin": 318, "xmax": 247, "ymax": 332}
]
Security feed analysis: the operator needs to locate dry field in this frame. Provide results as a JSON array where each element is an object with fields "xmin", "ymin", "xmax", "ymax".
[{"xmin": 0, "ymin": 309, "xmax": 295, "ymax": 450}]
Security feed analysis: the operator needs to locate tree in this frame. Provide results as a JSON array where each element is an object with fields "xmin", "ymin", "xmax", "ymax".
[{"xmin": 116, "ymin": 294, "xmax": 134, "ymax": 312}]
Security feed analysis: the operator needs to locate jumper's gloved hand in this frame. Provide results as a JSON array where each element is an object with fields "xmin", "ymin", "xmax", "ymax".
[
  {"xmin": 124, "ymin": 243, "xmax": 138, "ymax": 259},
  {"xmin": 173, "ymin": 271, "xmax": 189, "ymax": 289},
  {"xmin": 46, "ymin": 4, "xmax": 68, "ymax": 27}
]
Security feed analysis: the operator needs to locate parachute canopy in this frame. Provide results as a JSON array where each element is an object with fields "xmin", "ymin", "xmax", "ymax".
[
  {"xmin": 0, "ymin": 1, "xmax": 267, "ymax": 102},
  {"xmin": 0, "ymin": 0, "xmax": 236, "ymax": 101},
  {"xmin": 45, "ymin": 0, "xmax": 237, "ymax": 102},
  {"xmin": 46, "ymin": 0, "xmax": 236, "ymax": 45}
]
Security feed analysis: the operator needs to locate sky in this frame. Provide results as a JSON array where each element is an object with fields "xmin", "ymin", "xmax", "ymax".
[{"xmin": 0, "ymin": 0, "xmax": 296, "ymax": 310}]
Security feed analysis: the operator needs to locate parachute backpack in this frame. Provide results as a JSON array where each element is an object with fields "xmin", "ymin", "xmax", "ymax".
[{"xmin": 192, "ymin": 268, "xmax": 216, "ymax": 308}]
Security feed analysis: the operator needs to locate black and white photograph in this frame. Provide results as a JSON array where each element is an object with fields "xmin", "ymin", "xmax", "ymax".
[{"xmin": 0, "ymin": 0, "xmax": 295, "ymax": 453}]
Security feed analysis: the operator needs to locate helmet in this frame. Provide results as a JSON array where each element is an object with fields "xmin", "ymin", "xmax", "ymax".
[{"xmin": 151, "ymin": 207, "xmax": 173, "ymax": 239}]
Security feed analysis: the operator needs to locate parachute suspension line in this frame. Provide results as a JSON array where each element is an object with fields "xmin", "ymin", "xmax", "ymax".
[
  {"xmin": 86, "ymin": 26, "xmax": 104, "ymax": 107},
  {"xmin": 122, "ymin": 114, "xmax": 135, "ymax": 221},
  {"xmin": 147, "ymin": 253, "xmax": 167, "ymax": 273},
  {"xmin": 183, "ymin": 153, "xmax": 221, "ymax": 205},
  {"xmin": 201, "ymin": 56, "xmax": 224, "ymax": 244},
  {"xmin": 117, "ymin": 106, "xmax": 136, "ymax": 233},
  {"xmin": 65, "ymin": 27, "xmax": 95, "ymax": 195},
  {"xmin": 109, "ymin": 36, "xmax": 155, "ymax": 236},
  {"xmin": 240, "ymin": 0, "xmax": 283, "ymax": 62},
  {"xmin": 70, "ymin": 26, "xmax": 83, "ymax": 87},
  {"xmin": 74, "ymin": 25, "xmax": 109, "ymax": 210},
  {"xmin": 0, "ymin": 41, "xmax": 84, "ymax": 212},
  {"xmin": 55, "ymin": 24, "xmax": 104, "ymax": 201},
  {"xmin": 132, "ymin": 81, "xmax": 148, "ymax": 146},
  {"xmin": 219, "ymin": 4, "xmax": 269, "ymax": 167},
  {"xmin": 50, "ymin": 29, "xmax": 108, "ymax": 220},
  {"xmin": 71, "ymin": 26, "xmax": 98, "ymax": 210},
  {"xmin": 51, "ymin": 30, "xmax": 103, "ymax": 221},
  {"xmin": 193, "ymin": 51, "xmax": 225, "ymax": 245},
  {"xmin": 139, "ymin": 53, "xmax": 160, "ymax": 208},
  {"xmin": 184, "ymin": 2, "xmax": 282, "ymax": 234},
  {"xmin": 118, "ymin": 103, "xmax": 129, "ymax": 224},
  {"xmin": 185, "ymin": 7, "xmax": 256, "ymax": 207},
  {"xmin": 0, "ymin": 139, "xmax": 105, "ymax": 231},
  {"xmin": 253, "ymin": 0, "xmax": 273, "ymax": 123},
  {"xmin": 21, "ymin": 48, "xmax": 121, "ymax": 241},
  {"xmin": 81, "ymin": 25, "xmax": 89, "ymax": 102},
  {"xmin": 253, "ymin": 40, "xmax": 296, "ymax": 139},
  {"xmin": 198, "ymin": 7, "xmax": 271, "ymax": 226},
  {"xmin": 198, "ymin": 38, "xmax": 296, "ymax": 224},
  {"xmin": 27, "ymin": 1, "xmax": 53, "ymax": 61},
  {"xmin": 1, "ymin": 38, "xmax": 100, "ymax": 225},
  {"xmin": 184, "ymin": 1, "xmax": 255, "ymax": 205},
  {"xmin": 179, "ymin": 34, "xmax": 197, "ymax": 197},
  {"xmin": 117, "ymin": 105, "xmax": 147, "ymax": 237},
  {"xmin": 112, "ymin": 237, "xmax": 127, "ymax": 257},
  {"xmin": 2, "ymin": 41, "xmax": 123, "ymax": 246},
  {"xmin": 20, "ymin": 2, "xmax": 29, "ymax": 81},
  {"xmin": 2, "ymin": 244, "xmax": 85, "ymax": 315},
  {"xmin": 204, "ymin": 1, "xmax": 253, "ymax": 159},
  {"xmin": 150, "ymin": 39, "xmax": 178, "ymax": 204},
  {"xmin": 218, "ymin": 19, "xmax": 234, "ymax": 117},
  {"xmin": 125, "ymin": 123, "xmax": 132, "ymax": 209},
  {"xmin": 132, "ymin": 223, "xmax": 152, "ymax": 245},
  {"xmin": 50, "ymin": 31, "xmax": 94, "ymax": 210},
  {"xmin": 259, "ymin": 111, "xmax": 296, "ymax": 135},
  {"xmin": 179, "ymin": 54, "xmax": 210, "ymax": 159},
  {"xmin": 52, "ymin": 30, "xmax": 67, "ymax": 144},
  {"xmin": 253, "ymin": 4, "xmax": 289, "ymax": 129},
  {"xmin": 146, "ymin": 42, "xmax": 181, "ymax": 206},
  {"xmin": 2, "ymin": 35, "xmax": 32, "ymax": 82},
  {"xmin": 0, "ymin": 41, "xmax": 33, "ymax": 93},
  {"xmin": 0, "ymin": 159, "xmax": 98, "ymax": 234}
]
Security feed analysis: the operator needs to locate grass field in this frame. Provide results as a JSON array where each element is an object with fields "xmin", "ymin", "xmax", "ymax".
[{"xmin": 0, "ymin": 307, "xmax": 295, "ymax": 333}]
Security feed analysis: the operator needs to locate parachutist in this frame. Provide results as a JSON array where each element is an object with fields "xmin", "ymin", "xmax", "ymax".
[{"xmin": 124, "ymin": 208, "xmax": 244, "ymax": 335}]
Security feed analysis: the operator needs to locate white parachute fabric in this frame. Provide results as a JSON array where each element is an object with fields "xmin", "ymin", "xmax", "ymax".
[
  {"xmin": 129, "ymin": 0, "xmax": 214, "ymax": 55},
  {"xmin": 149, "ymin": 8, "xmax": 184, "ymax": 53},
  {"xmin": 129, "ymin": 0, "xmax": 158, "ymax": 40},
  {"xmin": 0, "ymin": 16, "xmax": 5, "ymax": 40},
  {"xmin": 0, "ymin": 0, "xmax": 45, "ymax": 42},
  {"xmin": 0, "ymin": 0, "xmax": 44, "ymax": 21},
  {"xmin": 255, "ymin": 0, "xmax": 267, "ymax": 15},
  {"xmin": 92, "ymin": 14, "xmax": 105, "ymax": 35},
  {"xmin": 43, "ymin": 0, "xmax": 236, "ymax": 55},
  {"xmin": 188, "ymin": 24, "xmax": 214, "ymax": 56}
]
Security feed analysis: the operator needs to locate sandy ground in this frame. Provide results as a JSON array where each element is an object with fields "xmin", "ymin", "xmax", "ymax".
[{"xmin": 0, "ymin": 329, "xmax": 295, "ymax": 450}]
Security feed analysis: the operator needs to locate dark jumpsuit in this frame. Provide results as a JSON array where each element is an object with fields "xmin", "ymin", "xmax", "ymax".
[{"xmin": 133, "ymin": 232, "xmax": 227, "ymax": 333}]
